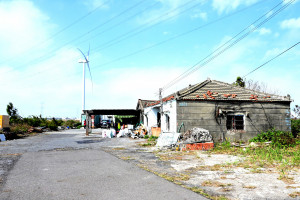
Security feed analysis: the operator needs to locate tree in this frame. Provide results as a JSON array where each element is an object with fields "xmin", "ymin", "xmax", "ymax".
[
  {"xmin": 6, "ymin": 102, "xmax": 20, "ymax": 124},
  {"xmin": 233, "ymin": 76, "xmax": 245, "ymax": 87},
  {"xmin": 245, "ymin": 79, "xmax": 279, "ymax": 95},
  {"xmin": 293, "ymin": 105, "xmax": 300, "ymax": 118}
]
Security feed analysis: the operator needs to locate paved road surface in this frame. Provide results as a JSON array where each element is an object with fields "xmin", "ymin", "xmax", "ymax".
[{"xmin": 0, "ymin": 129, "xmax": 206, "ymax": 200}]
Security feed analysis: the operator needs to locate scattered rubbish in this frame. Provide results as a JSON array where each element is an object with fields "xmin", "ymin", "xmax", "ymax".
[
  {"xmin": 178, "ymin": 127, "xmax": 214, "ymax": 151},
  {"xmin": 117, "ymin": 128, "xmax": 131, "ymax": 138},
  {"xmin": 181, "ymin": 142, "xmax": 214, "ymax": 151},
  {"xmin": 134, "ymin": 125, "xmax": 148, "ymax": 138},
  {"xmin": 28, "ymin": 127, "xmax": 44, "ymax": 133},
  {"xmin": 102, "ymin": 128, "xmax": 116, "ymax": 138},
  {"xmin": 156, "ymin": 132, "xmax": 181, "ymax": 148},
  {"xmin": 181, "ymin": 127, "xmax": 213, "ymax": 143},
  {"xmin": 0, "ymin": 134, "xmax": 6, "ymax": 142}
]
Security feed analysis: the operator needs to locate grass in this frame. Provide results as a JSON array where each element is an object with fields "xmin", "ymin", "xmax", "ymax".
[
  {"xmin": 211, "ymin": 141, "xmax": 300, "ymax": 177},
  {"xmin": 155, "ymin": 150, "xmax": 196, "ymax": 161},
  {"xmin": 138, "ymin": 135, "xmax": 159, "ymax": 147},
  {"xmin": 243, "ymin": 185, "xmax": 257, "ymax": 189},
  {"xmin": 289, "ymin": 191, "xmax": 300, "ymax": 198},
  {"xmin": 112, "ymin": 147, "xmax": 126, "ymax": 150},
  {"xmin": 120, "ymin": 156, "xmax": 133, "ymax": 160}
]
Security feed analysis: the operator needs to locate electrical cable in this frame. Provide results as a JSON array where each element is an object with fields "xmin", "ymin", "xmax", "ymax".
[
  {"xmin": 0, "ymin": 0, "xmax": 110, "ymax": 65},
  {"xmin": 88, "ymin": 0, "xmax": 267, "ymax": 70},
  {"xmin": 0, "ymin": 0, "xmax": 146, "ymax": 74},
  {"xmin": 162, "ymin": 0, "xmax": 289, "ymax": 91},
  {"xmin": 161, "ymin": 0, "xmax": 294, "ymax": 92},
  {"xmin": 92, "ymin": 0, "xmax": 199, "ymax": 52},
  {"xmin": 75, "ymin": 1, "xmax": 160, "ymax": 47},
  {"xmin": 242, "ymin": 41, "xmax": 300, "ymax": 78},
  {"xmin": 4, "ymin": 0, "xmax": 202, "ymax": 82}
]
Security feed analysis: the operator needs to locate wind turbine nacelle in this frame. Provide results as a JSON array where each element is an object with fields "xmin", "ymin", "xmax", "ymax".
[{"xmin": 78, "ymin": 59, "xmax": 87, "ymax": 63}]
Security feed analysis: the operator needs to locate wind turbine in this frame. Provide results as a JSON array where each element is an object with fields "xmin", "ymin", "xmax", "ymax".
[{"xmin": 78, "ymin": 47, "xmax": 93, "ymax": 113}]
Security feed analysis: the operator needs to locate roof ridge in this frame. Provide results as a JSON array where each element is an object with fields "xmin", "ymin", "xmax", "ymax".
[
  {"xmin": 211, "ymin": 79, "xmax": 287, "ymax": 100},
  {"xmin": 178, "ymin": 79, "xmax": 211, "ymax": 98}
]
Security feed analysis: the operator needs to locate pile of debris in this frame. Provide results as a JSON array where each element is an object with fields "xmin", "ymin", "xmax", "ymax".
[
  {"xmin": 102, "ymin": 124, "xmax": 148, "ymax": 139},
  {"xmin": 155, "ymin": 127, "xmax": 214, "ymax": 151}
]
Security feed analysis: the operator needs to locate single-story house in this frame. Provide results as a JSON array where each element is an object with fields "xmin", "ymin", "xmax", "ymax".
[{"xmin": 137, "ymin": 78, "xmax": 292, "ymax": 142}]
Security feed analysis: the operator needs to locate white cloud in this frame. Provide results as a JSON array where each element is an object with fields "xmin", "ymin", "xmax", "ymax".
[
  {"xmin": 0, "ymin": 0, "xmax": 53, "ymax": 58},
  {"xmin": 212, "ymin": 0, "xmax": 258, "ymax": 14},
  {"xmin": 282, "ymin": 0, "xmax": 299, "ymax": 4},
  {"xmin": 256, "ymin": 27, "xmax": 272, "ymax": 35},
  {"xmin": 191, "ymin": 12, "xmax": 207, "ymax": 20},
  {"xmin": 280, "ymin": 17, "xmax": 300, "ymax": 29}
]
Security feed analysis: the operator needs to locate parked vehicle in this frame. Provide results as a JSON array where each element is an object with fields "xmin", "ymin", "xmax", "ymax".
[{"xmin": 100, "ymin": 120, "xmax": 110, "ymax": 128}]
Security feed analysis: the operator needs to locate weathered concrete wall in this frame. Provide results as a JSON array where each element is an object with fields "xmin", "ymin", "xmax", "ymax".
[{"xmin": 176, "ymin": 100, "xmax": 291, "ymax": 142}]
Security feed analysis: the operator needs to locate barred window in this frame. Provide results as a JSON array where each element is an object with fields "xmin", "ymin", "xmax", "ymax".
[{"xmin": 226, "ymin": 115, "xmax": 244, "ymax": 130}]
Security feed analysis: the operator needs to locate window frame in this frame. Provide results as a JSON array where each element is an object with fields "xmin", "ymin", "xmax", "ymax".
[{"xmin": 226, "ymin": 113, "xmax": 245, "ymax": 131}]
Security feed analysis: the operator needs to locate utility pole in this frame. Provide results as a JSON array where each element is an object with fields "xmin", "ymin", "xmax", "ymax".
[{"xmin": 159, "ymin": 88, "xmax": 163, "ymax": 128}]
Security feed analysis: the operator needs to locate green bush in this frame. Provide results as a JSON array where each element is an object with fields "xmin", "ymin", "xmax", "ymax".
[
  {"xmin": 63, "ymin": 120, "xmax": 81, "ymax": 128},
  {"xmin": 291, "ymin": 118, "xmax": 300, "ymax": 138},
  {"xmin": 148, "ymin": 135, "xmax": 158, "ymax": 141},
  {"xmin": 10, "ymin": 124, "xmax": 31, "ymax": 134},
  {"xmin": 47, "ymin": 119, "xmax": 58, "ymax": 131},
  {"xmin": 249, "ymin": 129, "xmax": 296, "ymax": 147}
]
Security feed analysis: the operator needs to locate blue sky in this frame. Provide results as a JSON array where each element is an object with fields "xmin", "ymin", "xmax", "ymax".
[{"xmin": 0, "ymin": 0, "xmax": 299, "ymax": 118}]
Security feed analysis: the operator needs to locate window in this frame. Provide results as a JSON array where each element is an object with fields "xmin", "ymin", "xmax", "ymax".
[
  {"xmin": 157, "ymin": 112, "xmax": 161, "ymax": 127},
  {"xmin": 226, "ymin": 114, "xmax": 244, "ymax": 130}
]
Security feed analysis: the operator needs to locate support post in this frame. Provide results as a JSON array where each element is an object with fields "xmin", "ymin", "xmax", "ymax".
[
  {"xmin": 159, "ymin": 88, "xmax": 163, "ymax": 128},
  {"xmin": 85, "ymin": 111, "xmax": 89, "ymax": 136}
]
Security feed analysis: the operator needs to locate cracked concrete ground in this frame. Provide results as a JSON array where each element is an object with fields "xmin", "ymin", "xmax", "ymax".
[
  {"xmin": 0, "ymin": 130, "xmax": 299, "ymax": 199},
  {"xmin": 103, "ymin": 139, "xmax": 300, "ymax": 200}
]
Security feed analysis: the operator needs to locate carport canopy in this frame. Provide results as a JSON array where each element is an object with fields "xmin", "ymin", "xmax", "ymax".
[{"xmin": 83, "ymin": 109, "xmax": 140, "ymax": 116}]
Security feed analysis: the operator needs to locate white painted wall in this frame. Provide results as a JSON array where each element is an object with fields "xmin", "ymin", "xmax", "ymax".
[
  {"xmin": 144, "ymin": 105, "xmax": 160, "ymax": 128},
  {"xmin": 161, "ymin": 100, "xmax": 177, "ymax": 132},
  {"xmin": 143, "ymin": 100, "xmax": 177, "ymax": 133}
]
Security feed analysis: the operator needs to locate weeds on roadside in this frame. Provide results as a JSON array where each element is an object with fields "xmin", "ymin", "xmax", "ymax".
[{"xmin": 211, "ymin": 129, "xmax": 300, "ymax": 176}]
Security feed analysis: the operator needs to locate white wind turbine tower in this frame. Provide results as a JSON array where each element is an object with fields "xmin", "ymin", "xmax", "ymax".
[{"xmin": 78, "ymin": 47, "xmax": 93, "ymax": 113}]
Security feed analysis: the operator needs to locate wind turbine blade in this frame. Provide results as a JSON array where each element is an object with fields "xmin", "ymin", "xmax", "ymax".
[
  {"xmin": 87, "ymin": 44, "xmax": 90, "ymax": 59},
  {"xmin": 78, "ymin": 48, "xmax": 87, "ymax": 61},
  {"xmin": 78, "ymin": 48, "xmax": 93, "ymax": 91}
]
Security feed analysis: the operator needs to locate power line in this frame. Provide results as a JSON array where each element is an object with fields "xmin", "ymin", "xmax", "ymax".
[
  {"xmin": 7, "ymin": 0, "xmax": 271, "ymax": 89},
  {"xmin": 1, "ymin": 0, "xmax": 201, "ymax": 81},
  {"xmin": 0, "ymin": 0, "xmax": 110, "ymax": 65},
  {"xmin": 0, "ymin": 0, "xmax": 145, "ymax": 74},
  {"xmin": 88, "ymin": 0, "xmax": 266, "ymax": 71},
  {"xmin": 243, "ymin": 41, "xmax": 300, "ymax": 78},
  {"xmin": 75, "ymin": 1, "xmax": 161, "ymax": 47},
  {"xmin": 161, "ymin": 0, "xmax": 294, "ymax": 92},
  {"xmin": 92, "ymin": 0, "xmax": 199, "ymax": 52}
]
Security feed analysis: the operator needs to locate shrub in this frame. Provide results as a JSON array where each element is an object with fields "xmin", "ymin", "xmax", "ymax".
[
  {"xmin": 10, "ymin": 124, "xmax": 31, "ymax": 134},
  {"xmin": 47, "ymin": 119, "xmax": 58, "ymax": 131},
  {"xmin": 291, "ymin": 119, "xmax": 300, "ymax": 138},
  {"xmin": 63, "ymin": 120, "xmax": 81, "ymax": 128},
  {"xmin": 249, "ymin": 129, "xmax": 296, "ymax": 147}
]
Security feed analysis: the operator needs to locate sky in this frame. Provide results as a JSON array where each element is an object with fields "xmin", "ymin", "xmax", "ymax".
[{"xmin": 0, "ymin": 0, "xmax": 299, "ymax": 119}]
